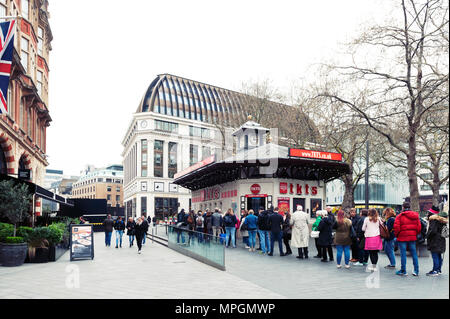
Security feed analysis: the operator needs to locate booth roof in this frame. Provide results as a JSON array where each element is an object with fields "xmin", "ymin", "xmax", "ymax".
[{"xmin": 173, "ymin": 143, "xmax": 350, "ymax": 190}]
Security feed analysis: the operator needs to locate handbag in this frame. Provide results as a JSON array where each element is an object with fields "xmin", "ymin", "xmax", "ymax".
[
  {"xmin": 379, "ymin": 220, "xmax": 390, "ymax": 239},
  {"xmin": 441, "ymin": 224, "xmax": 449, "ymax": 238},
  {"xmin": 358, "ymin": 237, "xmax": 366, "ymax": 250},
  {"xmin": 310, "ymin": 230, "xmax": 320, "ymax": 238}
]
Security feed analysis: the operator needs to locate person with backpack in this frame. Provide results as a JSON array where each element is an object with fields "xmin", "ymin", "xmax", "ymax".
[
  {"xmin": 257, "ymin": 207, "xmax": 272, "ymax": 255},
  {"xmin": 382, "ymin": 208, "xmax": 397, "ymax": 269},
  {"xmin": 394, "ymin": 202, "xmax": 421, "ymax": 276},
  {"xmin": 223, "ymin": 209, "xmax": 238, "ymax": 248},
  {"xmin": 113, "ymin": 216, "xmax": 126, "ymax": 248},
  {"xmin": 195, "ymin": 210, "xmax": 204, "ymax": 243},
  {"xmin": 211, "ymin": 208, "xmax": 223, "ymax": 240},
  {"xmin": 426, "ymin": 206, "xmax": 448, "ymax": 276}
]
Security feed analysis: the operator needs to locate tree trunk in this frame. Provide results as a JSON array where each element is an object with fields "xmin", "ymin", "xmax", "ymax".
[
  {"xmin": 341, "ymin": 174, "xmax": 355, "ymax": 212},
  {"xmin": 432, "ymin": 166, "xmax": 441, "ymax": 207},
  {"xmin": 407, "ymin": 134, "xmax": 420, "ymax": 212}
]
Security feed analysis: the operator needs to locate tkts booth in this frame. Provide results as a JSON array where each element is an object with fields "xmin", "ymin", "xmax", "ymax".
[{"xmin": 173, "ymin": 120, "xmax": 350, "ymax": 219}]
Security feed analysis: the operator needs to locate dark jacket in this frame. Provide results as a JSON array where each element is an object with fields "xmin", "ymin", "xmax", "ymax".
[
  {"xmin": 223, "ymin": 214, "xmax": 237, "ymax": 228},
  {"xmin": 134, "ymin": 222, "xmax": 146, "ymax": 238},
  {"xmin": 355, "ymin": 216, "xmax": 367, "ymax": 239},
  {"xmin": 317, "ymin": 216, "xmax": 333, "ymax": 246},
  {"xmin": 103, "ymin": 218, "xmax": 114, "ymax": 232},
  {"xmin": 282, "ymin": 214, "xmax": 292, "ymax": 236},
  {"xmin": 113, "ymin": 220, "xmax": 125, "ymax": 231},
  {"xmin": 126, "ymin": 220, "xmax": 135, "ymax": 236},
  {"xmin": 141, "ymin": 219, "xmax": 149, "ymax": 233},
  {"xmin": 257, "ymin": 210, "xmax": 271, "ymax": 231},
  {"xmin": 204, "ymin": 214, "xmax": 213, "ymax": 232},
  {"xmin": 177, "ymin": 210, "xmax": 186, "ymax": 224},
  {"xmin": 268, "ymin": 211, "xmax": 284, "ymax": 233},
  {"xmin": 385, "ymin": 216, "xmax": 396, "ymax": 241},
  {"xmin": 426, "ymin": 214, "xmax": 447, "ymax": 253},
  {"xmin": 211, "ymin": 212, "xmax": 223, "ymax": 227},
  {"xmin": 394, "ymin": 210, "xmax": 421, "ymax": 242},
  {"xmin": 350, "ymin": 215, "xmax": 361, "ymax": 229},
  {"xmin": 244, "ymin": 214, "xmax": 258, "ymax": 231}
]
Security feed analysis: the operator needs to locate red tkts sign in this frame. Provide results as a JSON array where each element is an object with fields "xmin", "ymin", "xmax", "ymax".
[
  {"xmin": 250, "ymin": 184, "xmax": 261, "ymax": 194},
  {"xmin": 289, "ymin": 148, "xmax": 342, "ymax": 161}
]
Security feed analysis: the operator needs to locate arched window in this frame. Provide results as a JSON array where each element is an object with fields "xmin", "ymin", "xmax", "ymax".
[
  {"xmin": 0, "ymin": 147, "xmax": 7, "ymax": 175},
  {"xmin": 19, "ymin": 155, "xmax": 27, "ymax": 170}
]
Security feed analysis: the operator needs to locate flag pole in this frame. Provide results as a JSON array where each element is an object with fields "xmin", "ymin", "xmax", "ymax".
[{"xmin": 0, "ymin": 16, "xmax": 21, "ymax": 20}]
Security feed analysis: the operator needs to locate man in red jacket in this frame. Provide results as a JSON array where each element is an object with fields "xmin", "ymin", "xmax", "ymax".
[{"xmin": 393, "ymin": 202, "xmax": 421, "ymax": 276}]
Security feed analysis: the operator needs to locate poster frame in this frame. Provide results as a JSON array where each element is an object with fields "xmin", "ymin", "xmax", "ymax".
[{"xmin": 69, "ymin": 224, "xmax": 94, "ymax": 261}]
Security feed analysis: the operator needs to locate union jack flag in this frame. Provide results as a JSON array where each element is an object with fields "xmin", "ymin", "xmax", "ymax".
[{"xmin": 0, "ymin": 20, "xmax": 16, "ymax": 115}]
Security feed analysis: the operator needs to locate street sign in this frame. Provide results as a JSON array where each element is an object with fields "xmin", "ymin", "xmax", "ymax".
[
  {"xmin": 18, "ymin": 168, "xmax": 31, "ymax": 180},
  {"xmin": 69, "ymin": 224, "xmax": 94, "ymax": 261}
]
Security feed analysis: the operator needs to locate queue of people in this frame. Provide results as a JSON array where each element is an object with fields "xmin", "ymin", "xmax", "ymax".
[{"xmin": 173, "ymin": 201, "xmax": 448, "ymax": 277}]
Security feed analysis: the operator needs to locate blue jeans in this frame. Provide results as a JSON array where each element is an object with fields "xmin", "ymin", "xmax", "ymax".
[
  {"xmin": 196, "ymin": 227, "xmax": 204, "ymax": 243},
  {"xmin": 384, "ymin": 239, "xmax": 396, "ymax": 266},
  {"xmin": 105, "ymin": 232, "xmax": 112, "ymax": 246},
  {"xmin": 248, "ymin": 230, "xmax": 257, "ymax": 249},
  {"xmin": 431, "ymin": 252, "xmax": 443, "ymax": 272},
  {"xmin": 225, "ymin": 227, "xmax": 236, "ymax": 247},
  {"xmin": 398, "ymin": 241, "xmax": 419, "ymax": 274},
  {"xmin": 142, "ymin": 233, "xmax": 146, "ymax": 244},
  {"xmin": 270, "ymin": 231, "xmax": 284, "ymax": 255},
  {"xmin": 176, "ymin": 229, "xmax": 185, "ymax": 244},
  {"xmin": 258, "ymin": 230, "xmax": 270, "ymax": 253},
  {"xmin": 128, "ymin": 234, "xmax": 134, "ymax": 245},
  {"xmin": 115, "ymin": 230, "xmax": 124, "ymax": 247},
  {"xmin": 336, "ymin": 245, "xmax": 350, "ymax": 265}
]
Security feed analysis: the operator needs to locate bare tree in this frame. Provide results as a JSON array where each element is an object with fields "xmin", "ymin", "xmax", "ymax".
[{"xmin": 318, "ymin": 0, "xmax": 449, "ymax": 211}]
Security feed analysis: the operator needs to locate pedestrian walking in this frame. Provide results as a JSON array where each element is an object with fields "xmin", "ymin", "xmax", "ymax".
[
  {"xmin": 114, "ymin": 216, "xmax": 125, "ymax": 248},
  {"xmin": 268, "ymin": 207, "xmax": 285, "ymax": 256},
  {"xmin": 362, "ymin": 209, "xmax": 383, "ymax": 272},
  {"xmin": 240, "ymin": 210, "xmax": 250, "ymax": 249},
  {"xmin": 332, "ymin": 209, "xmax": 353, "ymax": 269},
  {"xmin": 317, "ymin": 210, "xmax": 334, "ymax": 262},
  {"xmin": 141, "ymin": 215, "xmax": 149, "ymax": 245},
  {"xmin": 79, "ymin": 216, "xmax": 87, "ymax": 224},
  {"xmin": 244, "ymin": 209, "xmax": 258, "ymax": 252},
  {"xmin": 349, "ymin": 208, "xmax": 360, "ymax": 262},
  {"xmin": 126, "ymin": 217, "xmax": 135, "ymax": 247},
  {"xmin": 394, "ymin": 202, "xmax": 421, "ymax": 276},
  {"xmin": 134, "ymin": 217, "xmax": 146, "ymax": 254},
  {"xmin": 312, "ymin": 211, "xmax": 323, "ymax": 258},
  {"xmin": 354, "ymin": 209, "xmax": 370, "ymax": 266},
  {"xmin": 290, "ymin": 205, "xmax": 311, "ymax": 259},
  {"xmin": 426, "ymin": 206, "xmax": 448, "ymax": 276},
  {"xmin": 103, "ymin": 214, "xmax": 114, "ymax": 247},
  {"xmin": 382, "ymin": 208, "xmax": 397, "ymax": 269},
  {"xmin": 282, "ymin": 211, "xmax": 293, "ymax": 255},
  {"xmin": 223, "ymin": 208, "xmax": 238, "ymax": 248}
]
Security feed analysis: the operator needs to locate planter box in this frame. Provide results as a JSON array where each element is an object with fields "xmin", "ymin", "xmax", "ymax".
[
  {"xmin": 0, "ymin": 243, "xmax": 28, "ymax": 267},
  {"xmin": 48, "ymin": 244, "xmax": 69, "ymax": 262},
  {"xmin": 25, "ymin": 247, "xmax": 49, "ymax": 263}
]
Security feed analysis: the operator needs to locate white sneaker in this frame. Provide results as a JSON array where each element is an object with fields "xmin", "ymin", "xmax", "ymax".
[
  {"xmin": 366, "ymin": 265, "xmax": 373, "ymax": 272},
  {"xmin": 345, "ymin": 264, "xmax": 351, "ymax": 269},
  {"xmin": 337, "ymin": 264, "xmax": 342, "ymax": 269},
  {"xmin": 138, "ymin": 250, "xmax": 141, "ymax": 254}
]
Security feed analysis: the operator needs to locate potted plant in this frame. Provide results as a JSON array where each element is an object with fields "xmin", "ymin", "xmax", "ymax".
[
  {"xmin": 0, "ymin": 181, "xmax": 32, "ymax": 267},
  {"xmin": 47, "ymin": 223, "xmax": 66, "ymax": 262}
]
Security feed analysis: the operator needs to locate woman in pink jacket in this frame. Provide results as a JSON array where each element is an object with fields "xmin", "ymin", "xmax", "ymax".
[{"xmin": 362, "ymin": 208, "xmax": 383, "ymax": 272}]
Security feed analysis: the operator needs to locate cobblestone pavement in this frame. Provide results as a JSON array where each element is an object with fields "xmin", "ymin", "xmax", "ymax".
[{"xmin": 0, "ymin": 227, "xmax": 448, "ymax": 299}]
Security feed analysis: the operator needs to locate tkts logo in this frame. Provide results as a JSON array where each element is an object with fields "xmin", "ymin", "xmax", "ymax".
[
  {"xmin": 203, "ymin": 188, "xmax": 220, "ymax": 201},
  {"xmin": 280, "ymin": 182, "xmax": 317, "ymax": 195}
]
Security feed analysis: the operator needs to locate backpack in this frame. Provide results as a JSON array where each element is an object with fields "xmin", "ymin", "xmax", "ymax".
[
  {"xmin": 187, "ymin": 215, "xmax": 194, "ymax": 224},
  {"xmin": 224, "ymin": 215, "xmax": 232, "ymax": 225},
  {"xmin": 196, "ymin": 216, "xmax": 203, "ymax": 227},
  {"xmin": 416, "ymin": 218, "xmax": 427, "ymax": 244},
  {"xmin": 257, "ymin": 211, "xmax": 271, "ymax": 230}
]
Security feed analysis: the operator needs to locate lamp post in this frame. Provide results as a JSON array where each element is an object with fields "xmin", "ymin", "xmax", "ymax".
[{"xmin": 365, "ymin": 141, "xmax": 369, "ymax": 209}]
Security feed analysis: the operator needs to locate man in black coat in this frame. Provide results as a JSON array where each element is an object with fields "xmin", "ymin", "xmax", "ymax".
[
  {"xmin": 354, "ymin": 209, "xmax": 369, "ymax": 266},
  {"xmin": 317, "ymin": 212, "xmax": 334, "ymax": 262},
  {"xmin": 349, "ymin": 208, "xmax": 360, "ymax": 262},
  {"xmin": 141, "ymin": 216, "xmax": 149, "ymax": 245},
  {"xmin": 268, "ymin": 207, "xmax": 285, "ymax": 256},
  {"xmin": 103, "ymin": 214, "xmax": 114, "ymax": 247}
]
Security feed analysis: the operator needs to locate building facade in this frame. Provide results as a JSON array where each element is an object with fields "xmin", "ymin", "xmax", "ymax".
[
  {"xmin": 122, "ymin": 74, "xmax": 322, "ymax": 221},
  {"xmin": 0, "ymin": 0, "xmax": 52, "ymax": 217},
  {"xmin": 71, "ymin": 165, "xmax": 124, "ymax": 208}
]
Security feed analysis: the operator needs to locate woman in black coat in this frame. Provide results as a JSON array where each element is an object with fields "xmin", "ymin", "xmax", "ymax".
[
  {"xmin": 126, "ymin": 217, "xmax": 136, "ymax": 247},
  {"xmin": 317, "ymin": 213, "xmax": 334, "ymax": 262},
  {"xmin": 426, "ymin": 212, "xmax": 448, "ymax": 276},
  {"xmin": 134, "ymin": 217, "xmax": 146, "ymax": 254}
]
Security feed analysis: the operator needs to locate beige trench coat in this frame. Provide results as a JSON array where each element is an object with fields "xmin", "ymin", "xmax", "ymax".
[{"xmin": 289, "ymin": 210, "xmax": 311, "ymax": 248}]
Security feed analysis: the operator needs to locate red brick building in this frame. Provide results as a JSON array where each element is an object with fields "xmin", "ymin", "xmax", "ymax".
[{"xmin": 0, "ymin": 0, "xmax": 52, "ymax": 216}]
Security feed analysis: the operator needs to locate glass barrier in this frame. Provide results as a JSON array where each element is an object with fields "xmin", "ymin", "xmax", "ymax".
[{"xmin": 167, "ymin": 225, "xmax": 225, "ymax": 270}]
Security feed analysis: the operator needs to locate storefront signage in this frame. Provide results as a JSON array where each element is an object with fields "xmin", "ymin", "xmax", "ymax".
[
  {"xmin": 279, "ymin": 182, "xmax": 318, "ymax": 195},
  {"xmin": 18, "ymin": 169, "xmax": 31, "ymax": 181},
  {"xmin": 250, "ymin": 184, "xmax": 261, "ymax": 194},
  {"xmin": 192, "ymin": 188, "xmax": 237, "ymax": 203},
  {"xmin": 278, "ymin": 197, "xmax": 290, "ymax": 216},
  {"xmin": 174, "ymin": 155, "xmax": 215, "ymax": 179},
  {"xmin": 289, "ymin": 148, "xmax": 342, "ymax": 161},
  {"xmin": 70, "ymin": 224, "xmax": 94, "ymax": 261}
]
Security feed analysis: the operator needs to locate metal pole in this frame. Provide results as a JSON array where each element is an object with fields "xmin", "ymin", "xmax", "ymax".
[
  {"xmin": 365, "ymin": 140, "xmax": 369, "ymax": 209},
  {"xmin": 0, "ymin": 16, "xmax": 21, "ymax": 20}
]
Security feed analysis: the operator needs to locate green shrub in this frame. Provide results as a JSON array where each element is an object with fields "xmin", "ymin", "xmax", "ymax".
[
  {"xmin": 47, "ymin": 224, "xmax": 64, "ymax": 245},
  {"xmin": 0, "ymin": 223, "xmax": 14, "ymax": 243},
  {"xmin": 4, "ymin": 236, "xmax": 25, "ymax": 244},
  {"xmin": 28, "ymin": 227, "xmax": 51, "ymax": 248},
  {"xmin": 16, "ymin": 226, "xmax": 33, "ymax": 243}
]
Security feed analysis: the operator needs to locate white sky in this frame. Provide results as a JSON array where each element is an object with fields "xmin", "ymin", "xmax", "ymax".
[{"xmin": 46, "ymin": 0, "xmax": 389, "ymax": 176}]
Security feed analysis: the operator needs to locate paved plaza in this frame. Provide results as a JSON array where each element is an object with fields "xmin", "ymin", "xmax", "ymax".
[{"xmin": 0, "ymin": 228, "xmax": 448, "ymax": 299}]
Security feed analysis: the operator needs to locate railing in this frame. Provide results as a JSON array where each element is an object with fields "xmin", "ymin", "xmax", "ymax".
[{"xmin": 165, "ymin": 225, "xmax": 225, "ymax": 271}]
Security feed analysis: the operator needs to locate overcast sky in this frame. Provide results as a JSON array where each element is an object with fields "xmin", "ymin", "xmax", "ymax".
[{"xmin": 46, "ymin": 0, "xmax": 388, "ymax": 176}]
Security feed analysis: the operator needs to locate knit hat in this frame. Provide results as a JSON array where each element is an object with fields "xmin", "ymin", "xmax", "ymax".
[{"xmin": 428, "ymin": 205, "xmax": 440, "ymax": 215}]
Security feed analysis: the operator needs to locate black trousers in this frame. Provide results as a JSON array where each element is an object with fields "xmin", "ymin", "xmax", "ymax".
[
  {"xmin": 368, "ymin": 250, "xmax": 379, "ymax": 265},
  {"xmin": 351, "ymin": 240, "xmax": 359, "ymax": 259},
  {"xmin": 321, "ymin": 245, "xmax": 334, "ymax": 261},
  {"xmin": 136, "ymin": 234, "xmax": 143, "ymax": 251},
  {"xmin": 314, "ymin": 238, "xmax": 322, "ymax": 257},
  {"xmin": 298, "ymin": 247, "xmax": 308, "ymax": 257},
  {"xmin": 283, "ymin": 234, "xmax": 292, "ymax": 253}
]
